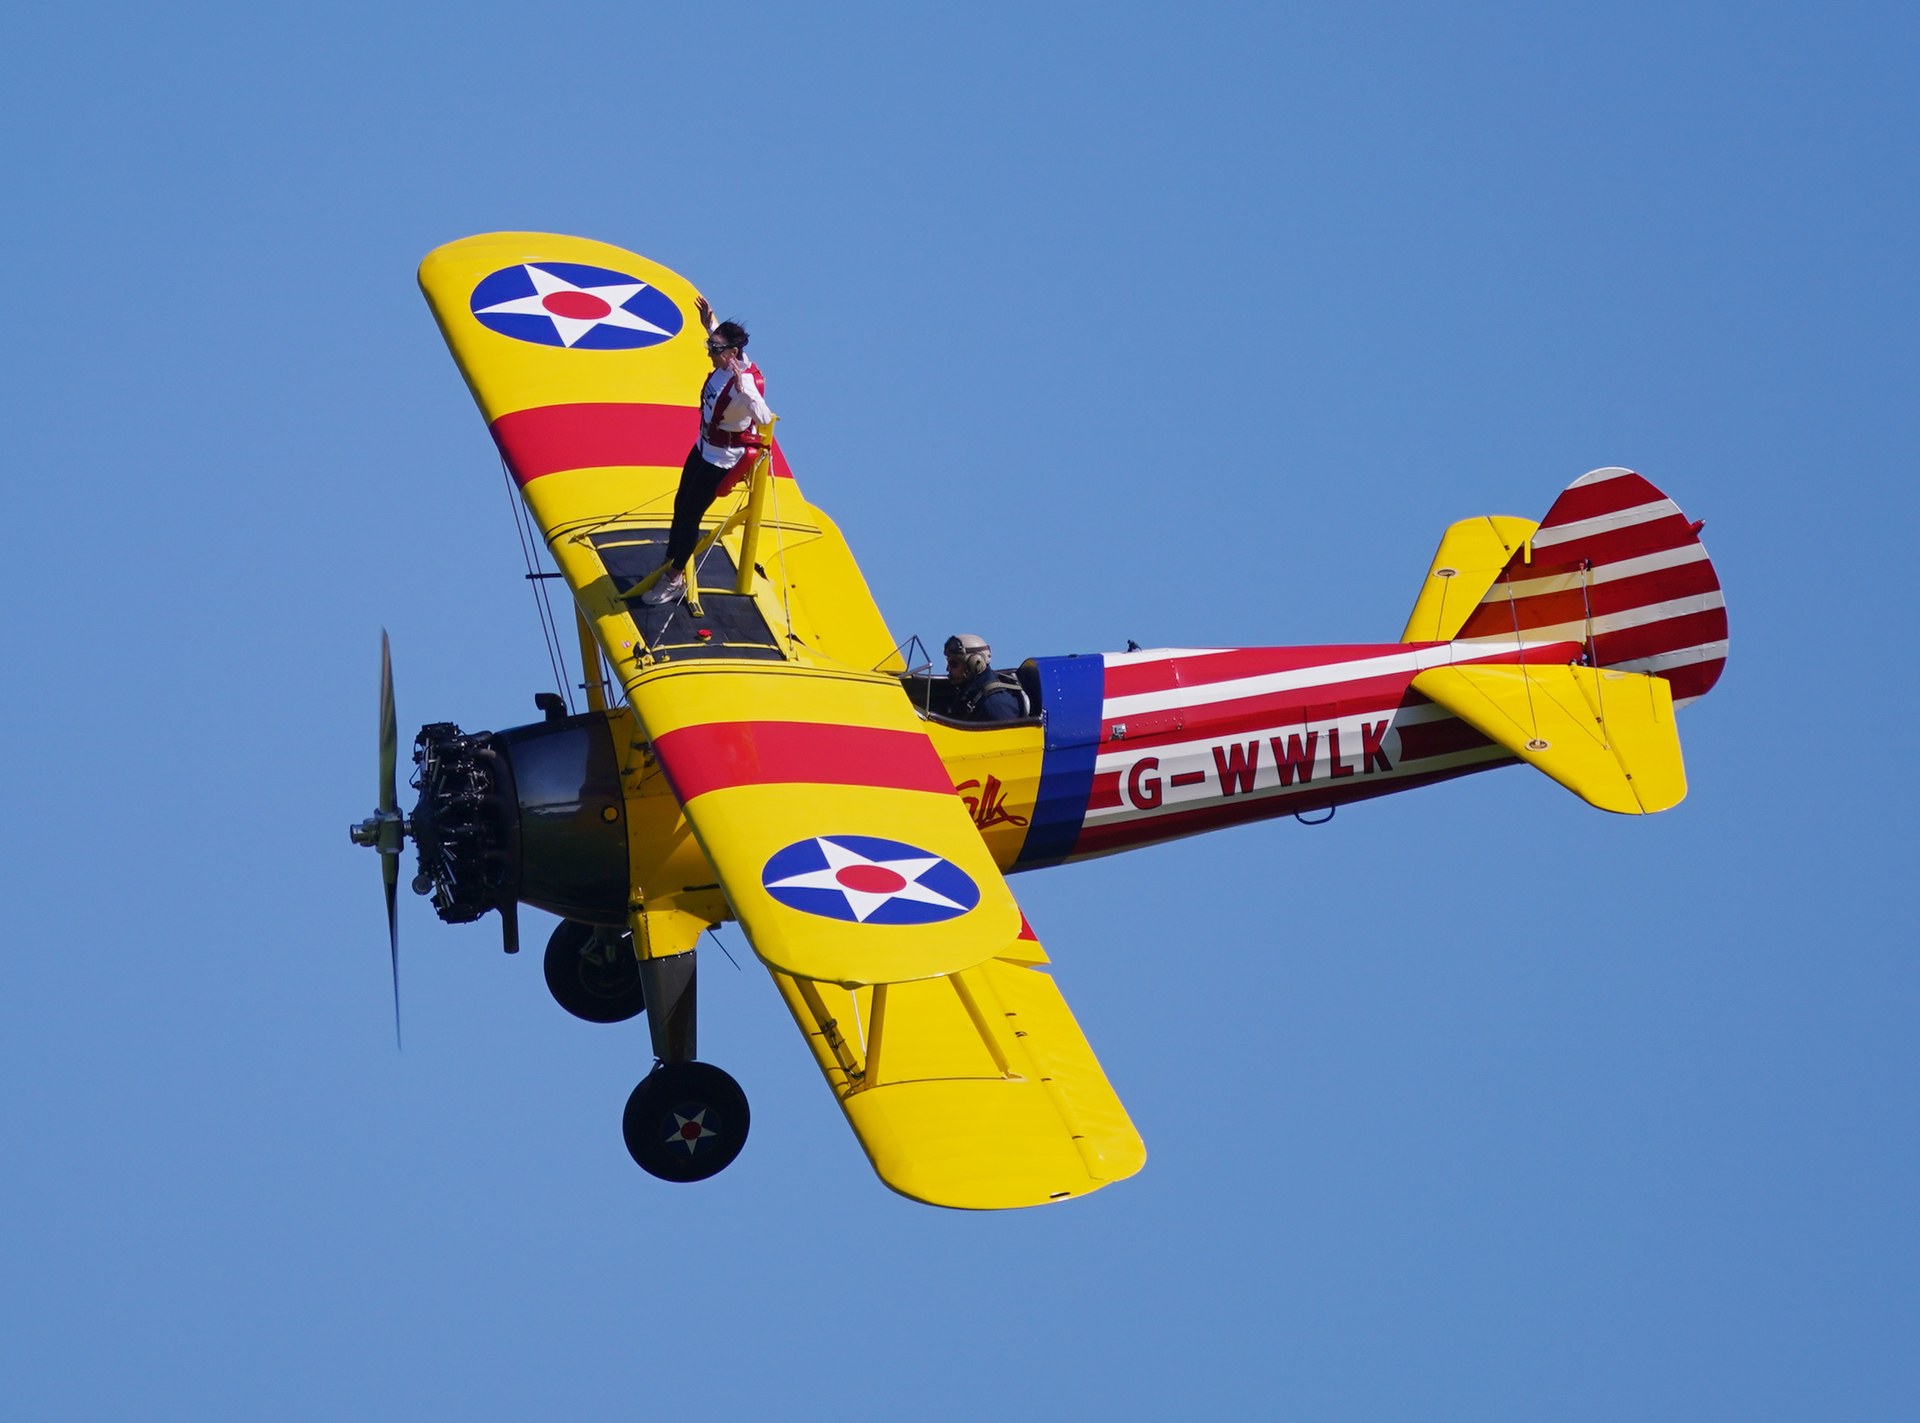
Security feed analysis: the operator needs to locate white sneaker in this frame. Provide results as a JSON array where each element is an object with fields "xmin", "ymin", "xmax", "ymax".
[{"xmin": 640, "ymin": 570, "xmax": 686, "ymax": 606}]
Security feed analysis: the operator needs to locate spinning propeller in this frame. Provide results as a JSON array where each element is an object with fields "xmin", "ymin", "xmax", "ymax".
[{"xmin": 349, "ymin": 630, "xmax": 408, "ymax": 1046}]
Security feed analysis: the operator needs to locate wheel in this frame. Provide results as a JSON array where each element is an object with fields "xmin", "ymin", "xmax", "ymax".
[
  {"xmin": 543, "ymin": 920, "xmax": 646, "ymax": 1024},
  {"xmin": 622, "ymin": 1062, "xmax": 750, "ymax": 1183}
]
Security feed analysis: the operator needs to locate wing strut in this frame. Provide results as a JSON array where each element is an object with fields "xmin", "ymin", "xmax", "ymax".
[{"xmin": 772, "ymin": 950, "xmax": 1146, "ymax": 1210}]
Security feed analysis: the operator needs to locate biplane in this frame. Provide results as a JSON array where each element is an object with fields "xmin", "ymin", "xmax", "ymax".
[{"xmin": 351, "ymin": 232, "xmax": 1729, "ymax": 1210}]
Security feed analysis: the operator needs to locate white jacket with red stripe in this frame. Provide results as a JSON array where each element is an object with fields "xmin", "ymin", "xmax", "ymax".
[{"xmin": 697, "ymin": 361, "xmax": 774, "ymax": 469}]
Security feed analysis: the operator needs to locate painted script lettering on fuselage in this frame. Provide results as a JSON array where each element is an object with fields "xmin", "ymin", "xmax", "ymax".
[
  {"xmin": 956, "ymin": 773, "xmax": 1031, "ymax": 831},
  {"xmin": 1121, "ymin": 717, "xmax": 1395, "ymax": 810}
]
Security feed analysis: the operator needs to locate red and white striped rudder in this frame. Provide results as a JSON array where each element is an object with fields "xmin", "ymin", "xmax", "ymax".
[{"xmin": 1453, "ymin": 468, "xmax": 1728, "ymax": 706}]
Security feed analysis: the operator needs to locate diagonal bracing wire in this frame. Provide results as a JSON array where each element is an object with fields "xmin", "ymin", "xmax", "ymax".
[{"xmin": 499, "ymin": 458, "xmax": 572, "ymax": 712}]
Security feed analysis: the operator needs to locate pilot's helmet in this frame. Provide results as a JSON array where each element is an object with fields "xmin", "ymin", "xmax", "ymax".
[{"xmin": 944, "ymin": 633, "xmax": 992, "ymax": 680}]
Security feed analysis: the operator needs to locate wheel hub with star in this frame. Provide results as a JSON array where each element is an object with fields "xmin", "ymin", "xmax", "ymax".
[{"xmin": 622, "ymin": 1062, "xmax": 750, "ymax": 1183}]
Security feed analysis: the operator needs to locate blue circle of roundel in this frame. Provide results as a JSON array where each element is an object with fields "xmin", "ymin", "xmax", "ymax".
[
  {"xmin": 468, "ymin": 261, "xmax": 685, "ymax": 350},
  {"xmin": 761, "ymin": 835, "xmax": 981, "ymax": 926}
]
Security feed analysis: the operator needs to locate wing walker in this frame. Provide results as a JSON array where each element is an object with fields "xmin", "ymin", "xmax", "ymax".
[{"xmin": 351, "ymin": 233, "xmax": 1730, "ymax": 1210}]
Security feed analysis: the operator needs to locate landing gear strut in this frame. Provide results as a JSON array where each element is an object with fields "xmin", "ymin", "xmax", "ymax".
[{"xmin": 619, "ymin": 948, "xmax": 751, "ymax": 1182}]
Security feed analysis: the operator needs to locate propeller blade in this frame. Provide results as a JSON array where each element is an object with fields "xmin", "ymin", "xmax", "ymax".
[
  {"xmin": 384, "ymin": 858, "xmax": 402, "ymax": 1049},
  {"xmin": 378, "ymin": 629, "xmax": 398, "ymax": 816},
  {"xmin": 379, "ymin": 631, "xmax": 403, "ymax": 1048}
]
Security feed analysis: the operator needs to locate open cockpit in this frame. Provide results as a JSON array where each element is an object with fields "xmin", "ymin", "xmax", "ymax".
[{"xmin": 896, "ymin": 660, "xmax": 1045, "ymax": 730}]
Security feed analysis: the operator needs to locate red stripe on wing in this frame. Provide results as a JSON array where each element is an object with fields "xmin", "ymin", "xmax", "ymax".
[
  {"xmin": 652, "ymin": 721, "xmax": 952, "ymax": 802},
  {"xmin": 489, "ymin": 402, "xmax": 795, "ymax": 485}
]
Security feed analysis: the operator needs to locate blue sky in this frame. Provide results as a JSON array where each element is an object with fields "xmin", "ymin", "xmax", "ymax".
[{"xmin": 3, "ymin": 3, "xmax": 1914, "ymax": 1418}]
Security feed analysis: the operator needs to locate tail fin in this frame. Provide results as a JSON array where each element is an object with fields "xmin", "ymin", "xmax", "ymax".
[
  {"xmin": 1401, "ymin": 515, "xmax": 1540, "ymax": 643},
  {"xmin": 1400, "ymin": 469, "xmax": 1725, "ymax": 815},
  {"xmin": 1445, "ymin": 468, "xmax": 1728, "ymax": 706}
]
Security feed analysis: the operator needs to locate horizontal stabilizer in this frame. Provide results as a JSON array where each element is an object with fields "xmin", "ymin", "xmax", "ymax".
[
  {"xmin": 773, "ymin": 943, "xmax": 1145, "ymax": 1210},
  {"xmin": 1410, "ymin": 663, "xmax": 1686, "ymax": 814}
]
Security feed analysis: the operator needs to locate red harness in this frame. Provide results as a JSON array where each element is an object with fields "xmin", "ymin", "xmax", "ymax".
[{"xmin": 701, "ymin": 362, "xmax": 767, "ymax": 450}]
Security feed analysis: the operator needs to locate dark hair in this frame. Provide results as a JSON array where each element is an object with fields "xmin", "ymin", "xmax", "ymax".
[{"xmin": 712, "ymin": 319, "xmax": 750, "ymax": 350}]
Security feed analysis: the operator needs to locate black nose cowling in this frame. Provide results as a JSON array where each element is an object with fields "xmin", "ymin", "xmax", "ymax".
[{"xmin": 409, "ymin": 711, "xmax": 630, "ymax": 932}]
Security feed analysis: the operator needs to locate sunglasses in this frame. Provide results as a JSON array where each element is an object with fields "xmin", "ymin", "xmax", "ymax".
[{"xmin": 706, "ymin": 342, "xmax": 736, "ymax": 355}]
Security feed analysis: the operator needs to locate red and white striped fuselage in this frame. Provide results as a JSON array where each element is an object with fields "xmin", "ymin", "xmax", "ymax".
[
  {"xmin": 994, "ymin": 467, "xmax": 1726, "ymax": 868},
  {"xmin": 994, "ymin": 639, "xmax": 1573, "ymax": 867},
  {"xmin": 1085, "ymin": 640, "xmax": 1573, "ymax": 853}
]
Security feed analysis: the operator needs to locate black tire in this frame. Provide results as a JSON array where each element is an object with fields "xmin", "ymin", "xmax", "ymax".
[
  {"xmin": 622, "ymin": 1062, "xmax": 750, "ymax": 1183},
  {"xmin": 543, "ymin": 920, "xmax": 646, "ymax": 1024}
]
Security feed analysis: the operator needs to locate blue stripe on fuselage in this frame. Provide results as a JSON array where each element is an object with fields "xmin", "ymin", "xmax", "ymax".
[{"xmin": 1014, "ymin": 655, "xmax": 1106, "ymax": 869}]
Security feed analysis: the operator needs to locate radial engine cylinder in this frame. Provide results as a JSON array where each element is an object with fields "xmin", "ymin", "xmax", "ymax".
[{"xmin": 409, "ymin": 711, "xmax": 630, "ymax": 929}]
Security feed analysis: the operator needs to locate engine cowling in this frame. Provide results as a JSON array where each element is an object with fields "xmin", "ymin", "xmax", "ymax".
[{"xmin": 409, "ymin": 711, "xmax": 630, "ymax": 929}]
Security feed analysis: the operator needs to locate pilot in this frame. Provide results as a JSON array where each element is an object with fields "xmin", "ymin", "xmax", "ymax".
[
  {"xmin": 643, "ymin": 297, "xmax": 776, "ymax": 606},
  {"xmin": 946, "ymin": 634, "xmax": 1029, "ymax": 722}
]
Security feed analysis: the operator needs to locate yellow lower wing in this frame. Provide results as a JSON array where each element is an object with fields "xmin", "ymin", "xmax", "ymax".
[
  {"xmin": 772, "ymin": 930, "xmax": 1146, "ymax": 1209},
  {"xmin": 1412, "ymin": 663, "xmax": 1687, "ymax": 814},
  {"xmin": 635, "ymin": 664, "xmax": 1023, "ymax": 985},
  {"xmin": 631, "ymin": 662, "xmax": 1143, "ymax": 1206}
]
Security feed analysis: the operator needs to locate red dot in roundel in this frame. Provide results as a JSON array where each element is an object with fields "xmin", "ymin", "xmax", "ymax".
[
  {"xmin": 836, "ymin": 864, "xmax": 908, "ymax": 894},
  {"xmin": 543, "ymin": 290, "xmax": 613, "ymax": 320}
]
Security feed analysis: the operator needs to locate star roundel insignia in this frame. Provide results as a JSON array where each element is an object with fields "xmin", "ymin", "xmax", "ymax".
[
  {"xmin": 664, "ymin": 1105, "xmax": 719, "ymax": 1156},
  {"xmin": 761, "ymin": 835, "xmax": 981, "ymax": 926},
  {"xmin": 469, "ymin": 261, "xmax": 685, "ymax": 350}
]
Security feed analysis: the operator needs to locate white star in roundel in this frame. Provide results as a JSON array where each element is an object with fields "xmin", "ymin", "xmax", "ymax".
[
  {"xmin": 473, "ymin": 264, "xmax": 674, "ymax": 348},
  {"xmin": 765, "ymin": 838, "xmax": 969, "ymax": 923},
  {"xmin": 666, "ymin": 1108, "xmax": 717, "ymax": 1155}
]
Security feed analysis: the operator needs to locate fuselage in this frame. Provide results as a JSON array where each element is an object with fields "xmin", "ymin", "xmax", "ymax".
[
  {"xmin": 477, "ymin": 634, "xmax": 1580, "ymax": 934},
  {"xmin": 918, "ymin": 638, "xmax": 1579, "ymax": 872}
]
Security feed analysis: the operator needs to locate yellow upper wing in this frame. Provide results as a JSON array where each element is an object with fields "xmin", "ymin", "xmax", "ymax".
[
  {"xmin": 419, "ymin": 231, "xmax": 713, "ymax": 436},
  {"xmin": 417, "ymin": 231, "xmax": 903, "ymax": 675}
]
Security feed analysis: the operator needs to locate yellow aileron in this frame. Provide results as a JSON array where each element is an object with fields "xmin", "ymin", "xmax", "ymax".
[{"xmin": 773, "ymin": 949, "xmax": 1146, "ymax": 1209}]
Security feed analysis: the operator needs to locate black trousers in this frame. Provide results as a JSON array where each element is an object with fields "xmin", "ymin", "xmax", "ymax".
[{"xmin": 666, "ymin": 446, "xmax": 732, "ymax": 568}]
